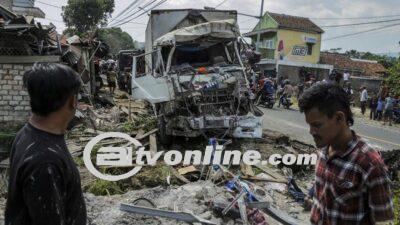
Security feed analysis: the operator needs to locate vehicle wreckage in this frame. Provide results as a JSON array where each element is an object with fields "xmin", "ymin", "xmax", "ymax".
[{"xmin": 130, "ymin": 9, "xmax": 263, "ymax": 144}]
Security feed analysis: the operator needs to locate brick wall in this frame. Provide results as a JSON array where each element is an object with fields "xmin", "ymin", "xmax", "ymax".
[{"xmin": 0, "ymin": 63, "xmax": 32, "ymax": 124}]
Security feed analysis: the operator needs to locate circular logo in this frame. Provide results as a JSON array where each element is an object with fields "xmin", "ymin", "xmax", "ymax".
[{"xmin": 83, "ymin": 132, "xmax": 143, "ymax": 181}]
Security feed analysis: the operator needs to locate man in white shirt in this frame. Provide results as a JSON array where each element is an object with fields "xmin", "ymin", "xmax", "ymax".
[
  {"xmin": 360, "ymin": 86, "xmax": 369, "ymax": 115},
  {"xmin": 343, "ymin": 72, "xmax": 350, "ymax": 82}
]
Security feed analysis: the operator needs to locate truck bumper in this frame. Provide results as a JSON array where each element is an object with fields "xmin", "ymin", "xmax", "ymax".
[{"xmin": 187, "ymin": 115, "xmax": 263, "ymax": 138}]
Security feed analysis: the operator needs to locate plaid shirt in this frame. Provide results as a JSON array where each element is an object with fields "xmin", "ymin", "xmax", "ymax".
[{"xmin": 311, "ymin": 132, "xmax": 394, "ymax": 225}]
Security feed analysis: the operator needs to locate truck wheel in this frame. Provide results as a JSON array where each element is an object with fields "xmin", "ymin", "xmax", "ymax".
[{"xmin": 157, "ymin": 117, "xmax": 172, "ymax": 147}]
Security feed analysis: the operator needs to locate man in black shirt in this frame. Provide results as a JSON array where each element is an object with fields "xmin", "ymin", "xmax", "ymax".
[{"xmin": 5, "ymin": 63, "xmax": 87, "ymax": 225}]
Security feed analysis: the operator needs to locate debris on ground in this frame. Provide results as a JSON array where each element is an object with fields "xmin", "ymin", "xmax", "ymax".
[{"xmin": 0, "ymin": 84, "xmax": 398, "ymax": 225}]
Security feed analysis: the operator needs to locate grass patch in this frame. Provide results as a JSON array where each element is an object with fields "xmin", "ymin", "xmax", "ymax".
[
  {"xmin": 73, "ymin": 157, "xmax": 85, "ymax": 167},
  {"xmin": 122, "ymin": 115, "xmax": 157, "ymax": 133},
  {"xmin": 394, "ymin": 187, "xmax": 400, "ymax": 225},
  {"xmin": 85, "ymin": 179, "xmax": 124, "ymax": 196}
]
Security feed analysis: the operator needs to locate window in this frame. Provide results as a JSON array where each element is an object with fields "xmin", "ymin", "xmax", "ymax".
[
  {"xmin": 307, "ymin": 43, "xmax": 313, "ymax": 55},
  {"xmin": 262, "ymin": 39, "xmax": 275, "ymax": 49}
]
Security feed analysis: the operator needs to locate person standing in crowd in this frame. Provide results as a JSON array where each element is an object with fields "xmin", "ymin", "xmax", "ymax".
[
  {"xmin": 343, "ymin": 82, "xmax": 353, "ymax": 97},
  {"xmin": 376, "ymin": 97, "xmax": 384, "ymax": 121},
  {"xmin": 360, "ymin": 86, "xmax": 369, "ymax": 115},
  {"xmin": 5, "ymin": 63, "xmax": 87, "ymax": 225},
  {"xmin": 299, "ymin": 83, "xmax": 394, "ymax": 225},
  {"xmin": 383, "ymin": 92, "xmax": 395, "ymax": 126},
  {"xmin": 107, "ymin": 67, "xmax": 117, "ymax": 94},
  {"xmin": 124, "ymin": 67, "xmax": 132, "ymax": 95},
  {"xmin": 334, "ymin": 71, "xmax": 343, "ymax": 85},
  {"xmin": 369, "ymin": 94, "xmax": 378, "ymax": 120},
  {"xmin": 343, "ymin": 72, "xmax": 350, "ymax": 83}
]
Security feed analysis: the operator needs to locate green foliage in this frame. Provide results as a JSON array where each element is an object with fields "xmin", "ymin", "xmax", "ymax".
[
  {"xmin": 96, "ymin": 28, "xmax": 137, "ymax": 54},
  {"xmin": 62, "ymin": 0, "xmax": 115, "ymax": 35},
  {"xmin": 122, "ymin": 115, "xmax": 157, "ymax": 133},
  {"xmin": 345, "ymin": 50, "xmax": 397, "ymax": 69},
  {"xmin": 73, "ymin": 157, "xmax": 84, "ymax": 166},
  {"xmin": 387, "ymin": 59, "xmax": 400, "ymax": 96},
  {"xmin": 86, "ymin": 179, "xmax": 123, "ymax": 196}
]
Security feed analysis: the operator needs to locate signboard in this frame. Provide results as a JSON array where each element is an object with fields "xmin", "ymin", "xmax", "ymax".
[
  {"xmin": 292, "ymin": 46, "xmax": 307, "ymax": 56},
  {"xmin": 304, "ymin": 36, "xmax": 317, "ymax": 43}
]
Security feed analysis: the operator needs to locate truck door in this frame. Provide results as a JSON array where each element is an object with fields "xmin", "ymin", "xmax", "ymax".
[{"xmin": 131, "ymin": 50, "xmax": 174, "ymax": 104}]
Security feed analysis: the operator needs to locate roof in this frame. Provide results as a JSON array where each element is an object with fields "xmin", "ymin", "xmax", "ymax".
[
  {"xmin": 243, "ymin": 28, "xmax": 277, "ymax": 37},
  {"xmin": 154, "ymin": 19, "xmax": 239, "ymax": 46},
  {"xmin": 268, "ymin": 12, "xmax": 324, "ymax": 34},
  {"xmin": 320, "ymin": 52, "xmax": 387, "ymax": 77}
]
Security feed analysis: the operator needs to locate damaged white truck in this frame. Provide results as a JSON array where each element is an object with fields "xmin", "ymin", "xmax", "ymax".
[{"xmin": 131, "ymin": 9, "xmax": 263, "ymax": 144}]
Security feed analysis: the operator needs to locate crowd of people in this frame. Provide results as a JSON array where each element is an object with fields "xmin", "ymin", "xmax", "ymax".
[
  {"xmin": 359, "ymin": 84, "xmax": 399, "ymax": 126},
  {"xmin": 99, "ymin": 59, "xmax": 132, "ymax": 95},
  {"xmin": 249, "ymin": 67, "xmax": 399, "ymax": 126}
]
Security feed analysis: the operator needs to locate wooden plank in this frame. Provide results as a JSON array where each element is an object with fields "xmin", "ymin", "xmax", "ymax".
[
  {"xmin": 240, "ymin": 162, "xmax": 254, "ymax": 176},
  {"xmin": 178, "ymin": 166, "xmax": 197, "ymax": 175},
  {"xmin": 136, "ymin": 128, "xmax": 158, "ymax": 140},
  {"xmin": 240, "ymin": 175, "xmax": 287, "ymax": 184},
  {"xmin": 254, "ymin": 164, "xmax": 287, "ymax": 181},
  {"xmin": 149, "ymin": 134, "xmax": 157, "ymax": 157},
  {"xmin": 169, "ymin": 166, "xmax": 190, "ymax": 184}
]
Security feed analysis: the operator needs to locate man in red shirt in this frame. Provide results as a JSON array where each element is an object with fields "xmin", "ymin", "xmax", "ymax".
[{"xmin": 299, "ymin": 83, "xmax": 394, "ymax": 225}]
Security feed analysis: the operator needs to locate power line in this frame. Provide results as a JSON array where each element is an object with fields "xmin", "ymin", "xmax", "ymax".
[
  {"xmin": 311, "ymin": 14, "xmax": 400, "ymax": 20},
  {"xmin": 111, "ymin": 0, "xmax": 167, "ymax": 27},
  {"xmin": 321, "ymin": 18, "xmax": 400, "ymax": 28},
  {"xmin": 323, "ymin": 22, "xmax": 400, "ymax": 41},
  {"xmin": 240, "ymin": 17, "xmax": 257, "ymax": 23},
  {"xmin": 123, "ymin": 27, "xmax": 146, "ymax": 29},
  {"xmin": 125, "ymin": 22, "xmax": 147, "ymax": 26},
  {"xmin": 237, "ymin": 12, "xmax": 260, "ymax": 19},
  {"xmin": 122, "ymin": 0, "xmax": 167, "ymax": 26},
  {"xmin": 215, "ymin": 0, "xmax": 229, "ymax": 8},
  {"xmin": 36, "ymin": 1, "xmax": 62, "ymax": 9},
  {"xmin": 109, "ymin": 0, "xmax": 158, "ymax": 27},
  {"xmin": 109, "ymin": 0, "xmax": 140, "ymax": 23}
]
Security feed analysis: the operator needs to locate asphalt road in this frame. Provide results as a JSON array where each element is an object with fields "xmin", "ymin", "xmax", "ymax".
[{"xmin": 261, "ymin": 106, "xmax": 400, "ymax": 151}]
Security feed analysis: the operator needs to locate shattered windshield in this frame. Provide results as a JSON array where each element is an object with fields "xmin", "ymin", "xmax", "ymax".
[{"xmin": 166, "ymin": 41, "xmax": 236, "ymax": 68}]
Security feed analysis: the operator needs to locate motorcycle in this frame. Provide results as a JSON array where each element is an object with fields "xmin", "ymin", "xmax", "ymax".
[
  {"xmin": 280, "ymin": 95, "xmax": 293, "ymax": 109},
  {"xmin": 256, "ymin": 91, "xmax": 275, "ymax": 108}
]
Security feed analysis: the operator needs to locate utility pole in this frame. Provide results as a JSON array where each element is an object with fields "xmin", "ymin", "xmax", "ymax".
[{"xmin": 255, "ymin": 0, "xmax": 264, "ymax": 52}]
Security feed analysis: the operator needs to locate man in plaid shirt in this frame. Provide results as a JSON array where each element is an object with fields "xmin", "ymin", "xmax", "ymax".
[{"xmin": 299, "ymin": 83, "xmax": 394, "ymax": 225}]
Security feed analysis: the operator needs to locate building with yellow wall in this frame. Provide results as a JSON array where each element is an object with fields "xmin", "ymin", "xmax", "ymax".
[{"xmin": 244, "ymin": 12, "xmax": 333, "ymax": 84}]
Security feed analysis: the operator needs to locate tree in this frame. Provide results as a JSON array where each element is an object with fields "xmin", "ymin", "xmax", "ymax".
[
  {"xmin": 387, "ymin": 59, "xmax": 400, "ymax": 96},
  {"xmin": 96, "ymin": 28, "xmax": 137, "ymax": 55},
  {"xmin": 62, "ymin": 0, "xmax": 114, "ymax": 36},
  {"xmin": 345, "ymin": 50, "xmax": 396, "ymax": 69}
]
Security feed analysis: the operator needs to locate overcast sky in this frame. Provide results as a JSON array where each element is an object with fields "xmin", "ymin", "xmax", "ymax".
[{"xmin": 35, "ymin": 0, "xmax": 400, "ymax": 54}]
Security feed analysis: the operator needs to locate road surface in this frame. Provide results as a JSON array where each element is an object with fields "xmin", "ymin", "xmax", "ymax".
[{"xmin": 261, "ymin": 107, "xmax": 400, "ymax": 150}]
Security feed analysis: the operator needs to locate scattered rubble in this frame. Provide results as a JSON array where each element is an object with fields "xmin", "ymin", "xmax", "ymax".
[{"xmin": 0, "ymin": 84, "xmax": 398, "ymax": 224}]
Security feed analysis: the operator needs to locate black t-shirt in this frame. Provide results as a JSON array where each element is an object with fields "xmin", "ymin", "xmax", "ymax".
[{"xmin": 5, "ymin": 123, "xmax": 87, "ymax": 225}]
